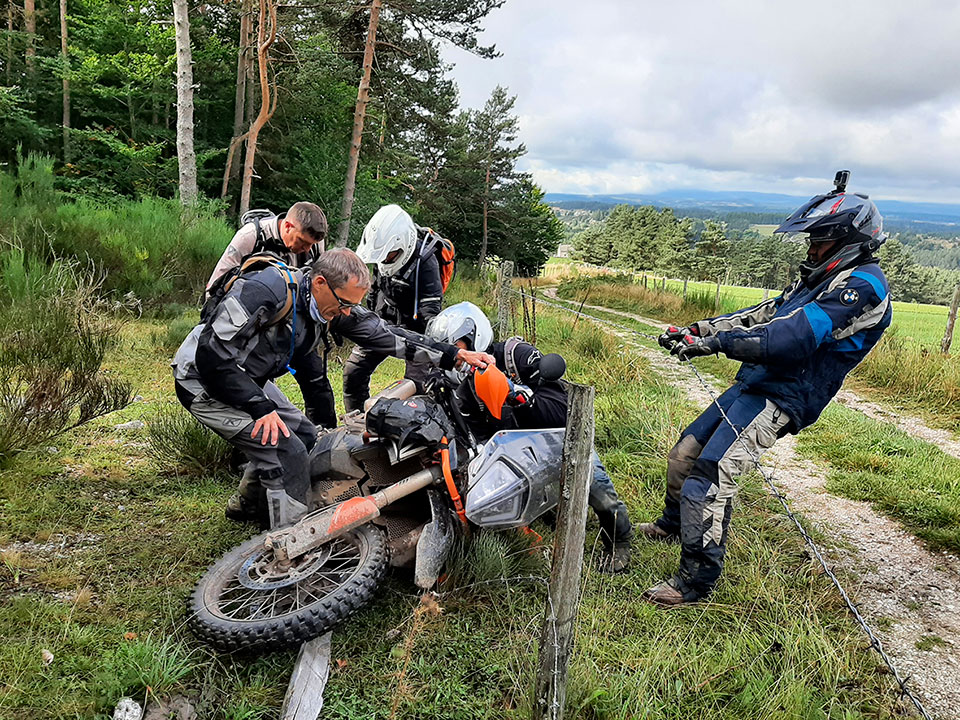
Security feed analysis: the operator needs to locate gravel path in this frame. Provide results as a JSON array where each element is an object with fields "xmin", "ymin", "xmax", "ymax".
[{"xmin": 542, "ymin": 288, "xmax": 960, "ymax": 719}]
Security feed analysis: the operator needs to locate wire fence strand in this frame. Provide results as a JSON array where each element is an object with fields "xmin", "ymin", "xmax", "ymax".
[{"xmin": 511, "ymin": 287, "xmax": 934, "ymax": 720}]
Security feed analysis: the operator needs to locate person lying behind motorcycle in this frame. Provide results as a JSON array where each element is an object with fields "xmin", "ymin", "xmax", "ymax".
[
  {"xmin": 172, "ymin": 249, "xmax": 494, "ymax": 530},
  {"xmin": 425, "ymin": 302, "xmax": 634, "ymax": 573}
]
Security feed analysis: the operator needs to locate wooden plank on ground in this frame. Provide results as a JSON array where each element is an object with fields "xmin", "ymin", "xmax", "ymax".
[{"xmin": 280, "ymin": 632, "xmax": 333, "ymax": 720}]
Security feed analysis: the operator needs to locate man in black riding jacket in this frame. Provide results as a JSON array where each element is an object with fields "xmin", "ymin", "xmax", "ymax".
[
  {"xmin": 343, "ymin": 204, "xmax": 448, "ymax": 412},
  {"xmin": 426, "ymin": 303, "xmax": 634, "ymax": 573},
  {"xmin": 172, "ymin": 248, "xmax": 493, "ymax": 529}
]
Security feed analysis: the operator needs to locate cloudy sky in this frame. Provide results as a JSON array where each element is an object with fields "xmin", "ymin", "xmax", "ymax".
[{"xmin": 441, "ymin": 0, "xmax": 960, "ymax": 203}]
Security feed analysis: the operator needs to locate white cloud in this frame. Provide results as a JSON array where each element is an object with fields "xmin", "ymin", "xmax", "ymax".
[{"xmin": 441, "ymin": 0, "xmax": 960, "ymax": 202}]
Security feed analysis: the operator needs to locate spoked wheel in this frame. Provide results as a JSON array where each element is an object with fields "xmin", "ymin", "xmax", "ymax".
[{"xmin": 188, "ymin": 523, "xmax": 387, "ymax": 653}]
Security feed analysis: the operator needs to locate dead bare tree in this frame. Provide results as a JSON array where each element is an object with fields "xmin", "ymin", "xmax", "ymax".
[
  {"xmin": 173, "ymin": 0, "xmax": 198, "ymax": 205},
  {"xmin": 238, "ymin": 0, "xmax": 278, "ymax": 216},
  {"xmin": 60, "ymin": 0, "xmax": 71, "ymax": 161},
  {"xmin": 221, "ymin": 0, "xmax": 253, "ymax": 200},
  {"xmin": 334, "ymin": 0, "xmax": 383, "ymax": 247}
]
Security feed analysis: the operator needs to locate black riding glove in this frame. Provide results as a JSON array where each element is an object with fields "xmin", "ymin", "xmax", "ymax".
[
  {"xmin": 658, "ymin": 324, "xmax": 697, "ymax": 351},
  {"xmin": 671, "ymin": 334, "xmax": 721, "ymax": 362}
]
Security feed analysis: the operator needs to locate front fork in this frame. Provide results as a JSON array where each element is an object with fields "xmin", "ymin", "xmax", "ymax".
[{"xmin": 267, "ymin": 465, "xmax": 442, "ymax": 563}]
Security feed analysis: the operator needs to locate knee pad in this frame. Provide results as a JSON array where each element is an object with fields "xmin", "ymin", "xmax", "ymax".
[{"xmin": 667, "ymin": 435, "xmax": 702, "ymax": 499}]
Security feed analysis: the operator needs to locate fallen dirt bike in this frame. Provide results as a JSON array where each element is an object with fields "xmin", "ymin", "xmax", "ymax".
[{"xmin": 188, "ymin": 363, "xmax": 566, "ymax": 653}]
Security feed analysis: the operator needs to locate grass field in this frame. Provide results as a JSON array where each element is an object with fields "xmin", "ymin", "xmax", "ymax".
[
  {"xmin": 0, "ymin": 276, "xmax": 912, "ymax": 718},
  {"xmin": 544, "ymin": 259, "xmax": 952, "ymax": 348}
]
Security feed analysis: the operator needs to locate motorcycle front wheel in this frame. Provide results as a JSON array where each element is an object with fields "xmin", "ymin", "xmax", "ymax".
[{"xmin": 188, "ymin": 523, "xmax": 387, "ymax": 653}]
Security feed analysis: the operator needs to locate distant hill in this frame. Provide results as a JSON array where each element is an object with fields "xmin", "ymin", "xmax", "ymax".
[{"xmin": 545, "ymin": 190, "xmax": 960, "ymax": 233}]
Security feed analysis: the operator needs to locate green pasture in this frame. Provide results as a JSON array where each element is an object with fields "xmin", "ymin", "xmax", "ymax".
[{"xmin": 545, "ymin": 260, "xmax": 952, "ymax": 348}]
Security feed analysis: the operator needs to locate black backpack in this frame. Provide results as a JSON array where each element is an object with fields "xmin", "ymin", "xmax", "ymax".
[
  {"xmin": 200, "ymin": 252, "xmax": 300, "ymax": 327},
  {"xmin": 240, "ymin": 209, "xmax": 277, "ymax": 252}
]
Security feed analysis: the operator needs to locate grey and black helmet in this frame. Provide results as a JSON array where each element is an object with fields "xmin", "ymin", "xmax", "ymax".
[{"xmin": 775, "ymin": 171, "xmax": 885, "ymax": 288}]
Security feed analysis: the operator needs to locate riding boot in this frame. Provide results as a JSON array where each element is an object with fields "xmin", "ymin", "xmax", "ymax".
[{"xmin": 265, "ymin": 489, "xmax": 309, "ymax": 529}]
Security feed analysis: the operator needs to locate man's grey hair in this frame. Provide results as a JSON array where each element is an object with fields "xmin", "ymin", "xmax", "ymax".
[
  {"xmin": 287, "ymin": 201, "xmax": 328, "ymax": 242},
  {"xmin": 311, "ymin": 248, "xmax": 371, "ymax": 290}
]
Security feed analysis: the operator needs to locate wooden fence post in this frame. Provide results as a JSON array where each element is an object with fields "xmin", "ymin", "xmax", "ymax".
[
  {"xmin": 496, "ymin": 260, "xmax": 514, "ymax": 341},
  {"xmin": 714, "ymin": 279, "xmax": 721, "ymax": 311},
  {"xmin": 280, "ymin": 633, "xmax": 333, "ymax": 720},
  {"xmin": 532, "ymin": 383, "xmax": 595, "ymax": 720},
  {"xmin": 682, "ymin": 277, "xmax": 688, "ymax": 301},
  {"xmin": 763, "ymin": 288, "xmax": 770, "ymax": 301},
  {"xmin": 942, "ymin": 283, "xmax": 960, "ymax": 354}
]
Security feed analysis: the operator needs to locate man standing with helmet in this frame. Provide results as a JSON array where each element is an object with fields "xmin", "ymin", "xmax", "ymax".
[
  {"xmin": 343, "ymin": 204, "xmax": 450, "ymax": 413},
  {"xmin": 426, "ymin": 302, "xmax": 634, "ymax": 573},
  {"xmin": 641, "ymin": 171, "xmax": 891, "ymax": 606}
]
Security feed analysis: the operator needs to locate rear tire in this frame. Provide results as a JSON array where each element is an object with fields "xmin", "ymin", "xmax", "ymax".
[{"xmin": 188, "ymin": 523, "xmax": 387, "ymax": 653}]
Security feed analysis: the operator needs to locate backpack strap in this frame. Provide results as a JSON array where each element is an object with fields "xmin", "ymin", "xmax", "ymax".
[
  {"xmin": 225, "ymin": 253, "xmax": 298, "ymax": 326},
  {"xmin": 503, "ymin": 336, "xmax": 525, "ymax": 382}
]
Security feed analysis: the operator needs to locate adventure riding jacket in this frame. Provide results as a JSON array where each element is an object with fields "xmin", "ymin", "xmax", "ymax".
[
  {"xmin": 692, "ymin": 261, "xmax": 891, "ymax": 431},
  {"xmin": 174, "ymin": 266, "xmax": 458, "ymax": 428}
]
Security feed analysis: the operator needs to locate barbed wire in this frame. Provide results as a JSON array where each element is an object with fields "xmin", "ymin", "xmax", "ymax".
[{"xmin": 511, "ymin": 288, "xmax": 934, "ymax": 720}]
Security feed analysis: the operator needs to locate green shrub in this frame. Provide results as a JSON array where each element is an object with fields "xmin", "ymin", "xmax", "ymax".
[
  {"xmin": 0, "ymin": 247, "xmax": 131, "ymax": 461},
  {"xmin": 0, "ymin": 155, "xmax": 233, "ymax": 307}
]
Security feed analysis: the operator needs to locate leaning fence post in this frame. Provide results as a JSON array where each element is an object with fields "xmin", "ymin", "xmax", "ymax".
[
  {"xmin": 942, "ymin": 283, "xmax": 960, "ymax": 354},
  {"xmin": 532, "ymin": 383, "xmax": 595, "ymax": 720},
  {"xmin": 682, "ymin": 277, "xmax": 688, "ymax": 301},
  {"xmin": 280, "ymin": 633, "xmax": 333, "ymax": 720},
  {"xmin": 496, "ymin": 260, "xmax": 514, "ymax": 341}
]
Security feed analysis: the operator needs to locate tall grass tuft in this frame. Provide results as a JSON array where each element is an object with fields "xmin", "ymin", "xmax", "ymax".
[
  {"xmin": 94, "ymin": 636, "xmax": 198, "ymax": 709},
  {"xmin": 557, "ymin": 275, "xmax": 741, "ymax": 324},
  {"xmin": 852, "ymin": 330, "xmax": 960, "ymax": 429},
  {"xmin": 441, "ymin": 531, "xmax": 548, "ymax": 595},
  {"xmin": 147, "ymin": 403, "xmax": 232, "ymax": 475}
]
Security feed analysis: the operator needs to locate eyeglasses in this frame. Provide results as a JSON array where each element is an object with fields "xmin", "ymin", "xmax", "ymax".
[{"xmin": 328, "ymin": 282, "xmax": 361, "ymax": 311}]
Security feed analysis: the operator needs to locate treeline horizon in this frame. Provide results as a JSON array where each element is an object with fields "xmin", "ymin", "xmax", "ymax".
[{"xmin": 566, "ymin": 204, "xmax": 960, "ymax": 305}]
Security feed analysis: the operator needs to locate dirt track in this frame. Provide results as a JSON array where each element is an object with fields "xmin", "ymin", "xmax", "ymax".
[{"xmin": 542, "ymin": 288, "xmax": 960, "ymax": 719}]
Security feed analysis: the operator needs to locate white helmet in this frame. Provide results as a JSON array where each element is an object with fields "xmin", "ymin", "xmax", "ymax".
[
  {"xmin": 426, "ymin": 302, "xmax": 494, "ymax": 384},
  {"xmin": 356, "ymin": 204, "xmax": 418, "ymax": 277}
]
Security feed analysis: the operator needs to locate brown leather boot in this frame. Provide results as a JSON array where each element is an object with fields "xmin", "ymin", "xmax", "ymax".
[
  {"xmin": 643, "ymin": 578, "xmax": 693, "ymax": 607},
  {"xmin": 636, "ymin": 522, "xmax": 679, "ymax": 543}
]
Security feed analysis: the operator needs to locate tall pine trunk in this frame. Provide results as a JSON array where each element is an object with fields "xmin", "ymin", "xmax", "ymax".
[
  {"xmin": 239, "ymin": 0, "xmax": 277, "ymax": 216},
  {"xmin": 478, "ymin": 138, "xmax": 493, "ymax": 267},
  {"xmin": 221, "ymin": 0, "xmax": 252, "ymax": 199},
  {"xmin": 23, "ymin": 0, "xmax": 34, "ymax": 79},
  {"xmin": 172, "ymin": 0, "xmax": 197, "ymax": 205},
  {"xmin": 60, "ymin": 0, "xmax": 71, "ymax": 160},
  {"xmin": 335, "ymin": 0, "xmax": 382, "ymax": 247},
  {"xmin": 6, "ymin": 1, "xmax": 14, "ymax": 86}
]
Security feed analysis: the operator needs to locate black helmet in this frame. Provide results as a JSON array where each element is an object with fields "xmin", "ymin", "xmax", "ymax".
[{"xmin": 775, "ymin": 170, "xmax": 886, "ymax": 288}]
